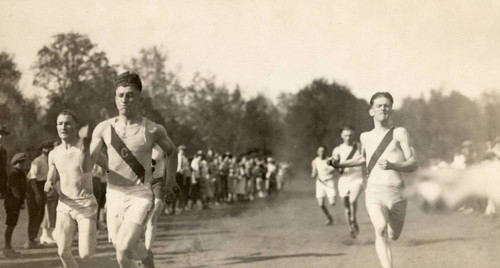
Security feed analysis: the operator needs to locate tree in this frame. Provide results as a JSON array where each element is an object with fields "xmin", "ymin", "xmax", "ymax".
[
  {"xmin": 480, "ymin": 90, "xmax": 500, "ymax": 141},
  {"xmin": 394, "ymin": 90, "xmax": 484, "ymax": 162},
  {"xmin": 0, "ymin": 52, "xmax": 40, "ymax": 153},
  {"xmin": 282, "ymin": 79, "xmax": 370, "ymax": 165},
  {"xmin": 33, "ymin": 32, "xmax": 117, "ymax": 134},
  {"xmin": 241, "ymin": 95, "xmax": 282, "ymax": 154}
]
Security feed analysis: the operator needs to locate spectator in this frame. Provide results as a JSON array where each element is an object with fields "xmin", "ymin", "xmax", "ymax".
[
  {"xmin": 26, "ymin": 140, "xmax": 53, "ymax": 248},
  {"xmin": 3, "ymin": 153, "xmax": 29, "ymax": 258},
  {"xmin": 0, "ymin": 125, "xmax": 10, "ymax": 199}
]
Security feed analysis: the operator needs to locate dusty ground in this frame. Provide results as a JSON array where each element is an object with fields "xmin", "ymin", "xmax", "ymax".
[{"xmin": 1, "ymin": 177, "xmax": 499, "ymax": 268}]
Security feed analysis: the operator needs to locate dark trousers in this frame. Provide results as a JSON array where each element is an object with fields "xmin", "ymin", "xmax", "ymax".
[
  {"xmin": 93, "ymin": 177, "xmax": 107, "ymax": 225},
  {"xmin": 219, "ymin": 174, "xmax": 228, "ymax": 201},
  {"xmin": 0, "ymin": 177, "xmax": 6, "ymax": 197},
  {"xmin": 175, "ymin": 172, "xmax": 190, "ymax": 209},
  {"xmin": 27, "ymin": 181, "xmax": 46, "ymax": 241}
]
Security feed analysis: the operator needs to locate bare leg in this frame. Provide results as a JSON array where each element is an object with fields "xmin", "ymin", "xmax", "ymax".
[
  {"xmin": 366, "ymin": 203, "xmax": 392, "ymax": 268},
  {"xmin": 350, "ymin": 183, "xmax": 363, "ymax": 217},
  {"xmin": 342, "ymin": 196, "xmax": 353, "ymax": 226},
  {"xmin": 115, "ymin": 222, "xmax": 149, "ymax": 267},
  {"xmin": 55, "ymin": 212, "xmax": 78, "ymax": 268},
  {"xmin": 317, "ymin": 197, "xmax": 333, "ymax": 224},
  {"xmin": 145, "ymin": 198, "xmax": 164, "ymax": 251},
  {"xmin": 77, "ymin": 218, "xmax": 97, "ymax": 263}
]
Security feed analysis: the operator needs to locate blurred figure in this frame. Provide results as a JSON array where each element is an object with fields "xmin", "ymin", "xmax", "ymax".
[
  {"xmin": 234, "ymin": 157, "xmax": 248, "ymax": 201},
  {"xmin": 173, "ymin": 145, "xmax": 191, "ymax": 214},
  {"xmin": 254, "ymin": 158, "xmax": 267, "ymax": 198},
  {"xmin": 450, "ymin": 142, "xmax": 470, "ymax": 170},
  {"xmin": 244, "ymin": 157, "xmax": 255, "ymax": 200},
  {"xmin": 484, "ymin": 137, "xmax": 499, "ymax": 217},
  {"xmin": 208, "ymin": 155, "xmax": 219, "ymax": 205},
  {"xmin": 312, "ymin": 146, "xmax": 337, "ymax": 225},
  {"xmin": 227, "ymin": 155, "xmax": 237, "ymax": 202},
  {"xmin": 332, "ymin": 125, "xmax": 364, "ymax": 238},
  {"xmin": 0, "ymin": 125, "xmax": 10, "ymax": 199},
  {"xmin": 189, "ymin": 151, "xmax": 204, "ymax": 209},
  {"xmin": 199, "ymin": 154, "xmax": 211, "ymax": 209},
  {"xmin": 218, "ymin": 153, "xmax": 231, "ymax": 202},
  {"xmin": 265, "ymin": 157, "xmax": 278, "ymax": 197},
  {"xmin": 410, "ymin": 161, "xmax": 500, "ymax": 212},
  {"xmin": 26, "ymin": 140, "xmax": 53, "ymax": 248},
  {"xmin": 452, "ymin": 141, "xmax": 486, "ymax": 213},
  {"xmin": 3, "ymin": 153, "xmax": 29, "ymax": 258},
  {"xmin": 276, "ymin": 162, "xmax": 290, "ymax": 191}
]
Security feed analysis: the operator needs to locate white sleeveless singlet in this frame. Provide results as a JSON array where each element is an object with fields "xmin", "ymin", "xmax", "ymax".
[{"xmin": 103, "ymin": 117, "xmax": 154, "ymax": 186}]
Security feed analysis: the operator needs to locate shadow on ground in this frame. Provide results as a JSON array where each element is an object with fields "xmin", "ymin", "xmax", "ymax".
[{"xmin": 220, "ymin": 252, "xmax": 346, "ymax": 266}]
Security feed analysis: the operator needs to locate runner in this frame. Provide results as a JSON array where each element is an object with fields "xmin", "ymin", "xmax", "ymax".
[
  {"xmin": 145, "ymin": 144, "xmax": 167, "ymax": 251},
  {"xmin": 89, "ymin": 71, "xmax": 178, "ymax": 268},
  {"xmin": 331, "ymin": 125, "xmax": 363, "ymax": 238},
  {"xmin": 311, "ymin": 146, "xmax": 337, "ymax": 225},
  {"xmin": 44, "ymin": 110, "xmax": 97, "ymax": 268},
  {"xmin": 336, "ymin": 92, "xmax": 418, "ymax": 268}
]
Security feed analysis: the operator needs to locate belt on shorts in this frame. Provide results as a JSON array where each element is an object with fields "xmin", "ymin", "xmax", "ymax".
[{"xmin": 317, "ymin": 178, "xmax": 333, "ymax": 187}]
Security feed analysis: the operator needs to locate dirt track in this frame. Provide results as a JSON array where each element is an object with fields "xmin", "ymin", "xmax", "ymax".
[{"xmin": 1, "ymin": 176, "xmax": 499, "ymax": 268}]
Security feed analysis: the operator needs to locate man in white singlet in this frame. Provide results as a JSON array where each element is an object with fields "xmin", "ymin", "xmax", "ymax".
[
  {"xmin": 90, "ymin": 72, "xmax": 178, "ymax": 268},
  {"xmin": 331, "ymin": 125, "xmax": 363, "ymax": 238},
  {"xmin": 311, "ymin": 146, "xmax": 337, "ymax": 225},
  {"xmin": 336, "ymin": 92, "xmax": 418, "ymax": 268},
  {"xmin": 44, "ymin": 110, "xmax": 97, "ymax": 268}
]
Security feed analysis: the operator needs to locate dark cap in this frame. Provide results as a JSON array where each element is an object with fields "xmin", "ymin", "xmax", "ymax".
[
  {"xmin": 0, "ymin": 125, "xmax": 10, "ymax": 135},
  {"xmin": 39, "ymin": 139, "xmax": 54, "ymax": 150},
  {"xmin": 115, "ymin": 71, "xmax": 142, "ymax": 91},
  {"xmin": 11, "ymin": 153, "xmax": 28, "ymax": 165}
]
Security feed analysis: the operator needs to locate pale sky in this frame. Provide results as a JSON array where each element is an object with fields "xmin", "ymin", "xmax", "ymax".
[{"xmin": 1, "ymin": 0, "xmax": 500, "ymax": 106}]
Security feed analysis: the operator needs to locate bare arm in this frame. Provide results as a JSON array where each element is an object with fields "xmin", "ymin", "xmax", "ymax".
[
  {"xmin": 311, "ymin": 160, "xmax": 317, "ymax": 179},
  {"xmin": 89, "ymin": 122, "xmax": 106, "ymax": 170},
  {"xmin": 44, "ymin": 151, "xmax": 58, "ymax": 192},
  {"xmin": 381, "ymin": 127, "xmax": 418, "ymax": 172},
  {"xmin": 154, "ymin": 125, "xmax": 179, "ymax": 191},
  {"xmin": 339, "ymin": 136, "xmax": 366, "ymax": 168}
]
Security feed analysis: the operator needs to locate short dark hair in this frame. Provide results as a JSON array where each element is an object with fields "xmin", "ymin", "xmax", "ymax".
[
  {"xmin": 57, "ymin": 110, "xmax": 79, "ymax": 125},
  {"xmin": 341, "ymin": 124, "xmax": 355, "ymax": 132},
  {"xmin": 115, "ymin": 71, "xmax": 142, "ymax": 91},
  {"xmin": 370, "ymin": 92, "xmax": 393, "ymax": 107}
]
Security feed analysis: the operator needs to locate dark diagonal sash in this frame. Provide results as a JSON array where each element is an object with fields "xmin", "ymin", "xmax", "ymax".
[
  {"xmin": 339, "ymin": 144, "xmax": 358, "ymax": 174},
  {"xmin": 110, "ymin": 126, "xmax": 145, "ymax": 183},
  {"xmin": 366, "ymin": 127, "xmax": 394, "ymax": 178}
]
